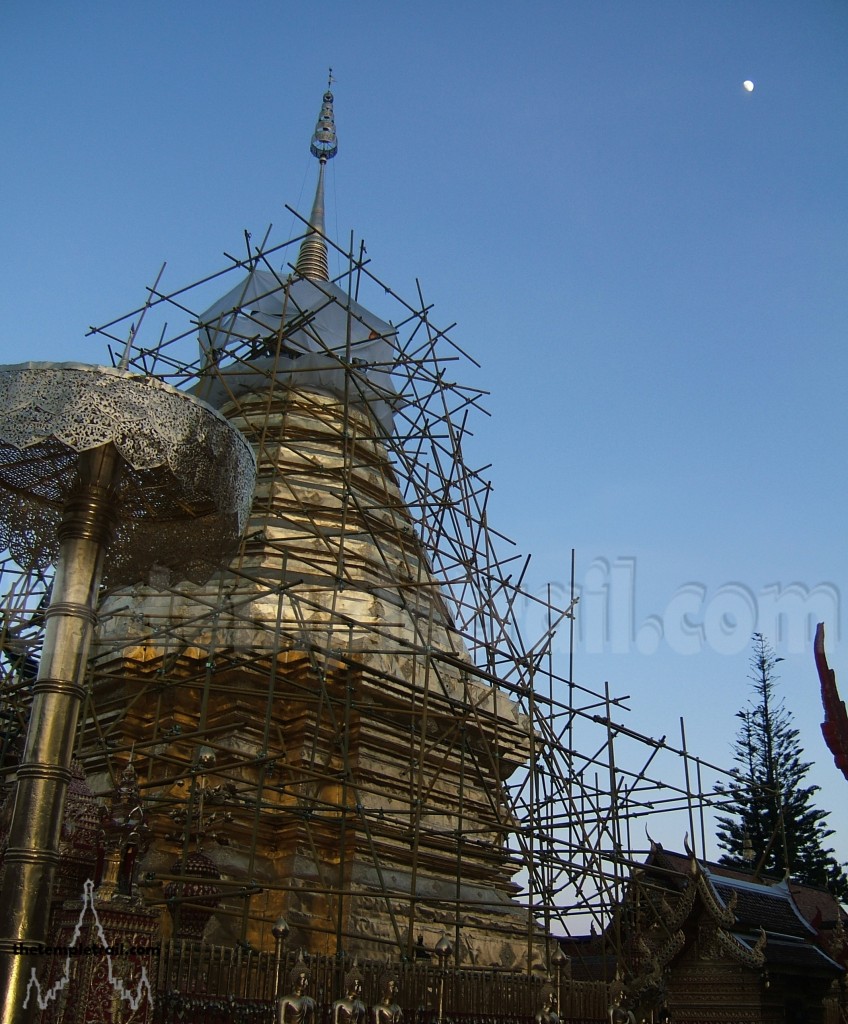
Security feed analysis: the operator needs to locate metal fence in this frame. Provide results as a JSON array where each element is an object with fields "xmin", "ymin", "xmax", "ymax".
[{"xmin": 153, "ymin": 942, "xmax": 609, "ymax": 1024}]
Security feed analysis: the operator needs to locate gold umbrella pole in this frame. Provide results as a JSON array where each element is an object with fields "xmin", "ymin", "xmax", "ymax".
[{"xmin": 0, "ymin": 443, "xmax": 121, "ymax": 1023}]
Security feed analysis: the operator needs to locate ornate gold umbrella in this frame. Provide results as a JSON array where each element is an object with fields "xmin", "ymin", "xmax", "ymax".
[{"xmin": 0, "ymin": 361, "xmax": 255, "ymax": 1021}]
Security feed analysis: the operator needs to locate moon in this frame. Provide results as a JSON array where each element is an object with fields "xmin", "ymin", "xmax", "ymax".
[{"xmin": 743, "ymin": 80, "xmax": 755, "ymax": 92}]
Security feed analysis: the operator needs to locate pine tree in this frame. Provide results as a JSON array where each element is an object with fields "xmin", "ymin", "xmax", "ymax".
[{"xmin": 715, "ymin": 633, "xmax": 848, "ymax": 898}]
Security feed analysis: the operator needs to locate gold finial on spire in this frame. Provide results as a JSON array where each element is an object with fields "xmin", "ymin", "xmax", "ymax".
[{"xmin": 296, "ymin": 72, "xmax": 338, "ymax": 280}]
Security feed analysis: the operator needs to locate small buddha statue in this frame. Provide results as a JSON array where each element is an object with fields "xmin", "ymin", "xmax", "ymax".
[
  {"xmin": 333, "ymin": 964, "xmax": 367, "ymax": 1024},
  {"xmin": 373, "ymin": 975, "xmax": 403, "ymax": 1024},
  {"xmin": 609, "ymin": 1002, "xmax": 636, "ymax": 1024},
  {"xmin": 277, "ymin": 962, "xmax": 317, "ymax": 1024},
  {"xmin": 536, "ymin": 984, "xmax": 560, "ymax": 1024}
]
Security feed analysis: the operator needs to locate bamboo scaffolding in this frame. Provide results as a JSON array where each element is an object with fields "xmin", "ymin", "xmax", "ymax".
[{"xmin": 0, "ymin": 223, "xmax": 740, "ymax": 989}]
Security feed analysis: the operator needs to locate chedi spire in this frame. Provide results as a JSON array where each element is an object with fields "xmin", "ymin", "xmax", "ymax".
[{"xmin": 294, "ymin": 73, "xmax": 338, "ymax": 281}]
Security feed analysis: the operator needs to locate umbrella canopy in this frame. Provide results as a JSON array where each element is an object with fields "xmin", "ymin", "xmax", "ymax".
[{"xmin": 0, "ymin": 362, "xmax": 256, "ymax": 586}]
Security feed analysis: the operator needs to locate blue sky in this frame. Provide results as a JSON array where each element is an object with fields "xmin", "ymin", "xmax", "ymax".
[{"xmin": 2, "ymin": 2, "xmax": 846, "ymax": 862}]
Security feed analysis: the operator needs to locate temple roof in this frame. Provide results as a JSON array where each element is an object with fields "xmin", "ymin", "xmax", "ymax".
[
  {"xmin": 706, "ymin": 870, "xmax": 815, "ymax": 939},
  {"xmin": 647, "ymin": 846, "xmax": 846, "ymax": 979},
  {"xmin": 654, "ymin": 847, "xmax": 842, "ymax": 941},
  {"xmin": 760, "ymin": 935, "xmax": 842, "ymax": 972},
  {"xmin": 789, "ymin": 880, "xmax": 848, "ymax": 931}
]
